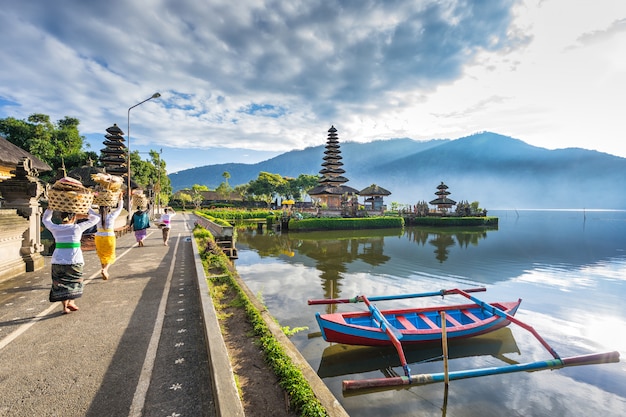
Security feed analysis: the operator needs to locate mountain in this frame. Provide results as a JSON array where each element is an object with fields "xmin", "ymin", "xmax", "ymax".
[{"xmin": 168, "ymin": 132, "xmax": 626, "ymax": 209}]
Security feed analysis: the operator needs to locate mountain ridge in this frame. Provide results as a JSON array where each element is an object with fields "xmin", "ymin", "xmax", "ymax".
[{"xmin": 168, "ymin": 131, "xmax": 626, "ymax": 209}]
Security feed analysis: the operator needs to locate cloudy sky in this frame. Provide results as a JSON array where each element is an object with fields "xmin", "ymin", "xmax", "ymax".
[{"xmin": 1, "ymin": 0, "xmax": 624, "ymax": 173}]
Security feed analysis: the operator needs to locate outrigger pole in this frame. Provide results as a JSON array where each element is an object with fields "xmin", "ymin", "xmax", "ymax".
[
  {"xmin": 451, "ymin": 288, "xmax": 561, "ymax": 359},
  {"xmin": 343, "ymin": 351, "xmax": 620, "ymax": 392}
]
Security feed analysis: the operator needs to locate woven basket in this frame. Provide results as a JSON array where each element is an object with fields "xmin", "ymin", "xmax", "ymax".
[
  {"xmin": 93, "ymin": 189, "xmax": 121, "ymax": 207},
  {"xmin": 48, "ymin": 189, "xmax": 94, "ymax": 214},
  {"xmin": 132, "ymin": 194, "xmax": 148, "ymax": 209}
]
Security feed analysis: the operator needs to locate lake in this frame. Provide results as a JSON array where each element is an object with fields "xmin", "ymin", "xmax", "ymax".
[{"xmin": 234, "ymin": 210, "xmax": 626, "ymax": 417}]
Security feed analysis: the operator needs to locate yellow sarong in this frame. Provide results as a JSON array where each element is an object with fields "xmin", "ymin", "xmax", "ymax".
[{"xmin": 95, "ymin": 230, "xmax": 116, "ymax": 265}]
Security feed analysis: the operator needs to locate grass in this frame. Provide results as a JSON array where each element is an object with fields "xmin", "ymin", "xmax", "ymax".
[{"xmin": 194, "ymin": 225, "xmax": 330, "ymax": 417}]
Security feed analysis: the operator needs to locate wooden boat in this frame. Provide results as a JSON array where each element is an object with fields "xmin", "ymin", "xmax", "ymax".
[
  {"xmin": 308, "ymin": 287, "xmax": 620, "ymax": 391},
  {"xmin": 315, "ymin": 299, "xmax": 521, "ymax": 346}
]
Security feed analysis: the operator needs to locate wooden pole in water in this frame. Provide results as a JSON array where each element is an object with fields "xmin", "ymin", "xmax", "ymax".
[
  {"xmin": 342, "ymin": 351, "xmax": 620, "ymax": 392},
  {"xmin": 440, "ymin": 311, "xmax": 449, "ymax": 387}
]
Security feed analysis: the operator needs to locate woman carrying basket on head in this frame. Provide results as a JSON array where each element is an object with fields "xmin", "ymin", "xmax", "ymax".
[
  {"xmin": 94, "ymin": 193, "xmax": 124, "ymax": 280},
  {"xmin": 158, "ymin": 207, "xmax": 176, "ymax": 246},
  {"xmin": 43, "ymin": 207, "xmax": 100, "ymax": 314},
  {"xmin": 131, "ymin": 204, "xmax": 151, "ymax": 247}
]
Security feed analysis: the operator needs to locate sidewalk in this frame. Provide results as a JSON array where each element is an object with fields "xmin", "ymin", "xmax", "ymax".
[{"xmin": 0, "ymin": 213, "xmax": 238, "ymax": 417}]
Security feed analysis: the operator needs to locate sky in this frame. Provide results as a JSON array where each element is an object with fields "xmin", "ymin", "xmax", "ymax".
[{"xmin": 0, "ymin": 0, "xmax": 625, "ymax": 174}]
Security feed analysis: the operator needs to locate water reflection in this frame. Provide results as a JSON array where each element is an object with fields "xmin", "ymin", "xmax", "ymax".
[
  {"xmin": 234, "ymin": 211, "xmax": 626, "ymax": 417},
  {"xmin": 318, "ymin": 327, "xmax": 520, "ymax": 380}
]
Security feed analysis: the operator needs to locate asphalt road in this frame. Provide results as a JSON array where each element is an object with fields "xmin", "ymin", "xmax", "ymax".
[{"xmin": 0, "ymin": 214, "xmax": 216, "ymax": 417}]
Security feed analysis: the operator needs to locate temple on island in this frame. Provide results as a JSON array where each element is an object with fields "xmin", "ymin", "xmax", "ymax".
[
  {"xmin": 429, "ymin": 181, "xmax": 457, "ymax": 213},
  {"xmin": 307, "ymin": 126, "xmax": 359, "ymax": 210}
]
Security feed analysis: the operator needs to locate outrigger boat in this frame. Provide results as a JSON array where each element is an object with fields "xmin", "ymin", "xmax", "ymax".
[{"xmin": 308, "ymin": 287, "xmax": 620, "ymax": 392}]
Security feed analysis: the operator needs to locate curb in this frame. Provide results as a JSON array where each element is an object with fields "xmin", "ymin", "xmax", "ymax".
[
  {"xmin": 191, "ymin": 223, "xmax": 350, "ymax": 417},
  {"xmin": 191, "ymin": 234, "xmax": 246, "ymax": 416}
]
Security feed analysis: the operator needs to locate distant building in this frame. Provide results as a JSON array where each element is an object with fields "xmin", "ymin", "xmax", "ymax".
[{"xmin": 360, "ymin": 184, "xmax": 391, "ymax": 211}]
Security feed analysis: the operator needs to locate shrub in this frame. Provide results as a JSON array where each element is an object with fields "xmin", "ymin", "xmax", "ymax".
[{"xmin": 288, "ymin": 216, "xmax": 404, "ymax": 231}]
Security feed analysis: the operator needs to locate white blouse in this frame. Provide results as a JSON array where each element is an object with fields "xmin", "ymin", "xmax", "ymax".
[{"xmin": 43, "ymin": 208, "xmax": 100, "ymax": 265}]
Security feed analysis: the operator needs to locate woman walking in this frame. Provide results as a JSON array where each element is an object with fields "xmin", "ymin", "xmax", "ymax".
[
  {"xmin": 42, "ymin": 207, "xmax": 100, "ymax": 314},
  {"xmin": 158, "ymin": 207, "xmax": 176, "ymax": 246},
  {"xmin": 131, "ymin": 205, "xmax": 151, "ymax": 247},
  {"xmin": 94, "ymin": 194, "xmax": 124, "ymax": 280}
]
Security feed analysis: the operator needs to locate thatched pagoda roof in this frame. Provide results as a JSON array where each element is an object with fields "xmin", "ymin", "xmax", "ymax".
[
  {"xmin": 429, "ymin": 197, "xmax": 456, "ymax": 206},
  {"xmin": 308, "ymin": 184, "xmax": 360, "ymax": 196},
  {"xmin": 0, "ymin": 136, "xmax": 52, "ymax": 172},
  {"xmin": 359, "ymin": 184, "xmax": 391, "ymax": 196}
]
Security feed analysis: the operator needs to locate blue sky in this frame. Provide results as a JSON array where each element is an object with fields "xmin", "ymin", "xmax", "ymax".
[{"xmin": 1, "ymin": 0, "xmax": 625, "ymax": 173}]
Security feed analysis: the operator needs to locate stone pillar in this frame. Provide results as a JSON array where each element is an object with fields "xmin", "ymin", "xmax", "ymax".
[{"xmin": 0, "ymin": 157, "xmax": 46, "ymax": 272}]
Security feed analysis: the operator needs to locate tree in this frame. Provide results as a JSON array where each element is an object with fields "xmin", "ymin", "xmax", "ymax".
[
  {"xmin": 127, "ymin": 149, "xmax": 172, "ymax": 207},
  {"xmin": 246, "ymin": 172, "xmax": 286, "ymax": 207},
  {"xmin": 173, "ymin": 191, "xmax": 192, "ymax": 210},
  {"xmin": 0, "ymin": 114, "xmax": 88, "ymax": 180},
  {"xmin": 222, "ymin": 171, "xmax": 231, "ymax": 186},
  {"xmin": 191, "ymin": 184, "xmax": 208, "ymax": 209},
  {"xmin": 292, "ymin": 174, "xmax": 319, "ymax": 201}
]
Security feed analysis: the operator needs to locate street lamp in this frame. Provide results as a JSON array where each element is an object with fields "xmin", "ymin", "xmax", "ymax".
[{"xmin": 127, "ymin": 92, "xmax": 160, "ymax": 223}]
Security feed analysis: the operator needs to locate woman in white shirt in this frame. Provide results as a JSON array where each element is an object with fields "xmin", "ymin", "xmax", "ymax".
[
  {"xmin": 94, "ymin": 194, "xmax": 124, "ymax": 280},
  {"xmin": 158, "ymin": 207, "xmax": 176, "ymax": 246},
  {"xmin": 42, "ymin": 208, "xmax": 100, "ymax": 314}
]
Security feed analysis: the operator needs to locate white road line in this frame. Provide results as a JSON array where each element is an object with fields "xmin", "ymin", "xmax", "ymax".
[
  {"xmin": 128, "ymin": 232, "xmax": 181, "ymax": 417},
  {"xmin": 0, "ymin": 231, "xmax": 155, "ymax": 352}
]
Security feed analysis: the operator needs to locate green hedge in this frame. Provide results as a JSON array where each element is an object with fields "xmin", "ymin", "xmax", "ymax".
[
  {"xmin": 409, "ymin": 216, "xmax": 498, "ymax": 227},
  {"xmin": 199, "ymin": 208, "xmax": 274, "ymax": 221},
  {"xmin": 194, "ymin": 211, "xmax": 233, "ymax": 227},
  {"xmin": 288, "ymin": 216, "xmax": 404, "ymax": 231}
]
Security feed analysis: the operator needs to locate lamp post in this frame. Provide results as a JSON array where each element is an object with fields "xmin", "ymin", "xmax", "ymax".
[
  {"xmin": 156, "ymin": 148, "xmax": 162, "ymax": 214},
  {"xmin": 127, "ymin": 92, "xmax": 160, "ymax": 223}
]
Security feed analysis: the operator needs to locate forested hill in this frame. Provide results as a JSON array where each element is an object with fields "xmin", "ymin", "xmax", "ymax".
[{"xmin": 168, "ymin": 131, "xmax": 626, "ymax": 209}]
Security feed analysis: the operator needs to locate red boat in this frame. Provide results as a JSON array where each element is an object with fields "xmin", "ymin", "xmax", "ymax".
[{"xmin": 315, "ymin": 299, "xmax": 521, "ymax": 346}]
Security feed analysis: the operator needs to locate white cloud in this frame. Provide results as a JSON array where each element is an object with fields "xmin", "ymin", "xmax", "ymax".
[{"xmin": 1, "ymin": 0, "xmax": 625, "ymax": 173}]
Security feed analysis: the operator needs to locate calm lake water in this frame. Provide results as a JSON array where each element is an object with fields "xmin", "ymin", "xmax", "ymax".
[{"xmin": 234, "ymin": 210, "xmax": 626, "ymax": 417}]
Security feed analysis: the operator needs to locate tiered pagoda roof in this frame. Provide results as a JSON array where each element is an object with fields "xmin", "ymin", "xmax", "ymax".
[
  {"xmin": 100, "ymin": 124, "xmax": 127, "ymax": 176},
  {"xmin": 308, "ymin": 126, "xmax": 359, "ymax": 197},
  {"xmin": 429, "ymin": 181, "xmax": 457, "ymax": 207}
]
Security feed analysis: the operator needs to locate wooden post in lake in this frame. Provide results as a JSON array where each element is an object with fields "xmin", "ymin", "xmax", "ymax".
[{"xmin": 440, "ymin": 311, "xmax": 450, "ymax": 387}]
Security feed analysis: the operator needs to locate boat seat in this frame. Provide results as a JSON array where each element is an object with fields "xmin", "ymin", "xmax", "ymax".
[
  {"xmin": 417, "ymin": 313, "xmax": 440, "ymax": 329},
  {"xmin": 461, "ymin": 309, "xmax": 481, "ymax": 323},
  {"xmin": 442, "ymin": 313, "xmax": 462, "ymax": 328},
  {"xmin": 395, "ymin": 315, "xmax": 417, "ymax": 331}
]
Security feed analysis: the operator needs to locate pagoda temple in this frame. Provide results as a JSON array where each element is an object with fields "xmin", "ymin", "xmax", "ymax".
[
  {"xmin": 101, "ymin": 124, "xmax": 127, "ymax": 176},
  {"xmin": 429, "ymin": 181, "xmax": 457, "ymax": 213},
  {"xmin": 308, "ymin": 126, "xmax": 359, "ymax": 210}
]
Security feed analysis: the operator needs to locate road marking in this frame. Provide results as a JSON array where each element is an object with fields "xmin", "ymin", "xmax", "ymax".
[
  {"xmin": 0, "ymin": 231, "xmax": 155, "ymax": 352},
  {"xmin": 128, "ymin": 232, "xmax": 181, "ymax": 417}
]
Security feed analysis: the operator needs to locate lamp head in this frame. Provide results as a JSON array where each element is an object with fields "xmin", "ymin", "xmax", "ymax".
[{"xmin": 152, "ymin": 92, "xmax": 161, "ymax": 99}]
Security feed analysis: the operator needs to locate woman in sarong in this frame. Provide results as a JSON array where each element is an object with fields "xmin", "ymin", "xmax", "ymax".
[
  {"xmin": 42, "ymin": 207, "xmax": 100, "ymax": 314},
  {"xmin": 94, "ymin": 194, "xmax": 124, "ymax": 280},
  {"xmin": 131, "ymin": 205, "xmax": 151, "ymax": 247}
]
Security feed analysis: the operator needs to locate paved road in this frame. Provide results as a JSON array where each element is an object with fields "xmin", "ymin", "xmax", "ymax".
[{"xmin": 0, "ymin": 213, "xmax": 216, "ymax": 417}]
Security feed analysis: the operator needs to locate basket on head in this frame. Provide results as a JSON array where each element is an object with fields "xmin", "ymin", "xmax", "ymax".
[
  {"xmin": 132, "ymin": 193, "xmax": 148, "ymax": 209},
  {"xmin": 93, "ymin": 189, "xmax": 121, "ymax": 207},
  {"xmin": 48, "ymin": 189, "xmax": 94, "ymax": 214}
]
